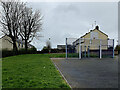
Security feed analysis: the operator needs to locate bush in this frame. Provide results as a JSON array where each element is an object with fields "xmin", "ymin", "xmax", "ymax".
[
  {"xmin": 40, "ymin": 46, "xmax": 49, "ymax": 53},
  {"xmin": 18, "ymin": 47, "xmax": 37, "ymax": 54},
  {"xmin": 1, "ymin": 47, "xmax": 37, "ymax": 58},
  {"xmin": 1, "ymin": 49, "xmax": 14, "ymax": 58},
  {"xmin": 38, "ymin": 46, "xmax": 65, "ymax": 54},
  {"xmin": 115, "ymin": 45, "xmax": 120, "ymax": 54}
]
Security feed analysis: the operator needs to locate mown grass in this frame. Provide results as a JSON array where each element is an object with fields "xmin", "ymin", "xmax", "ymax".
[
  {"xmin": 2, "ymin": 54, "xmax": 70, "ymax": 88},
  {"xmin": 45, "ymin": 53, "xmax": 66, "ymax": 58}
]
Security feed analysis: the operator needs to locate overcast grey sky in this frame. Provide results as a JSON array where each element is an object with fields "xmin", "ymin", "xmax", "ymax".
[
  {"xmin": 27, "ymin": 2, "xmax": 118, "ymax": 50},
  {"xmin": 0, "ymin": 2, "xmax": 118, "ymax": 50}
]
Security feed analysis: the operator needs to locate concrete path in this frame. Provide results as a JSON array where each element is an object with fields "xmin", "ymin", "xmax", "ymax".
[{"xmin": 51, "ymin": 57, "xmax": 118, "ymax": 88}]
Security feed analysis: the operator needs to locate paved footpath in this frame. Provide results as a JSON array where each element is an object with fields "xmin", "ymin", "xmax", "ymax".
[{"xmin": 51, "ymin": 57, "xmax": 118, "ymax": 88}]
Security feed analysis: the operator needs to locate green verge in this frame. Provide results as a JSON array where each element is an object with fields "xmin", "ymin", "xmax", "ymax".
[{"xmin": 2, "ymin": 54, "xmax": 70, "ymax": 88}]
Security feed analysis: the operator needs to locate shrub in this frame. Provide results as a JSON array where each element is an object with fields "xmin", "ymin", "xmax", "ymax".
[
  {"xmin": 1, "ymin": 49, "xmax": 14, "ymax": 58},
  {"xmin": 115, "ymin": 45, "xmax": 120, "ymax": 54},
  {"xmin": 39, "ymin": 46, "xmax": 65, "ymax": 54},
  {"xmin": 1, "ymin": 47, "xmax": 37, "ymax": 58}
]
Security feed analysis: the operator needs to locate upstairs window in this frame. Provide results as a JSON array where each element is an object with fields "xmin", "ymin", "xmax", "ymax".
[{"xmin": 90, "ymin": 32, "xmax": 98, "ymax": 39}]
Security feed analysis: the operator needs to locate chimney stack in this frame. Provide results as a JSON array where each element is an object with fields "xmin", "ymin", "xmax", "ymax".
[{"xmin": 95, "ymin": 25, "xmax": 99, "ymax": 30}]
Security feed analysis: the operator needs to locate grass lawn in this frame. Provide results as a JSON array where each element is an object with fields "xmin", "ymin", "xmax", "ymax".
[{"xmin": 2, "ymin": 54, "xmax": 70, "ymax": 88}]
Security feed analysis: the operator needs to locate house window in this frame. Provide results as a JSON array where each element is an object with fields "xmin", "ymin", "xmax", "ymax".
[{"xmin": 90, "ymin": 32, "xmax": 98, "ymax": 39}]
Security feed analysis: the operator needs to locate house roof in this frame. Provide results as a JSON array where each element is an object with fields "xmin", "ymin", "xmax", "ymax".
[
  {"xmin": 0, "ymin": 35, "xmax": 7, "ymax": 39},
  {"xmin": 0, "ymin": 35, "xmax": 34, "ymax": 47},
  {"xmin": 72, "ymin": 26, "xmax": 108, "ymax": 44},
  {"xmin": 80, "ymin": 26, "xmax": 108, "ymax": 38}
]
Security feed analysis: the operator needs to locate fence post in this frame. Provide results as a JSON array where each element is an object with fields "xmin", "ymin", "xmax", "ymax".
[
  {"xmin": 66, "ymin": 38, "xmax": 67, "ymax": 59},
  {"xmin": 100, "ymin": 39, "xmax": 102, "ymax": 59},
  {"xmin": 79, "ymin": 38, "xmax": 81, "ymax": 59},
  {"xmin": 113, "ymin": 39, "xmax": 114, "ymax": 58}
]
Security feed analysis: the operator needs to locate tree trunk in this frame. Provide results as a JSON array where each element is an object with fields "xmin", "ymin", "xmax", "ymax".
[
  {"xmin": 11, "ymin": 36, "xmax": 18, "ymax": 54},
  {"xmin": 25, "ymin": 39, "xmax": 28, "ymax": 53},
  {"xmin": 13, "ymin": 41, "xmax": 18, "ymax": 55}
]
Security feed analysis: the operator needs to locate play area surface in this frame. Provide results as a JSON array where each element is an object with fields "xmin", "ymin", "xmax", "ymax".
[{"xmin": 51, "ymin": 57, "xmax": 118, "ymax": 88}]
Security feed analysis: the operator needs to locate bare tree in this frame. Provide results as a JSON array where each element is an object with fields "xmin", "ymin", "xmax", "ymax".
[
  {"xmin": 20, "ymin": 6, "xmax": 42, "ymax": 52},
  {"xmin": 0, "ymin": 0, "xmax": 25, "ymax": 53}
]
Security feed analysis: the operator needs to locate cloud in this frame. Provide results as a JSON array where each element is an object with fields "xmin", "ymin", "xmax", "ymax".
[{"xmin": 25, "ymin": 2, "xmax": 118, "ymax": 50}]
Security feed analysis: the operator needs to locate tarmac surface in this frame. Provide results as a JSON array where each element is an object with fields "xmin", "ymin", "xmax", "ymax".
[{"xmin": 51, "ymin": 57, "xmax": 118, "ymax": 88}]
